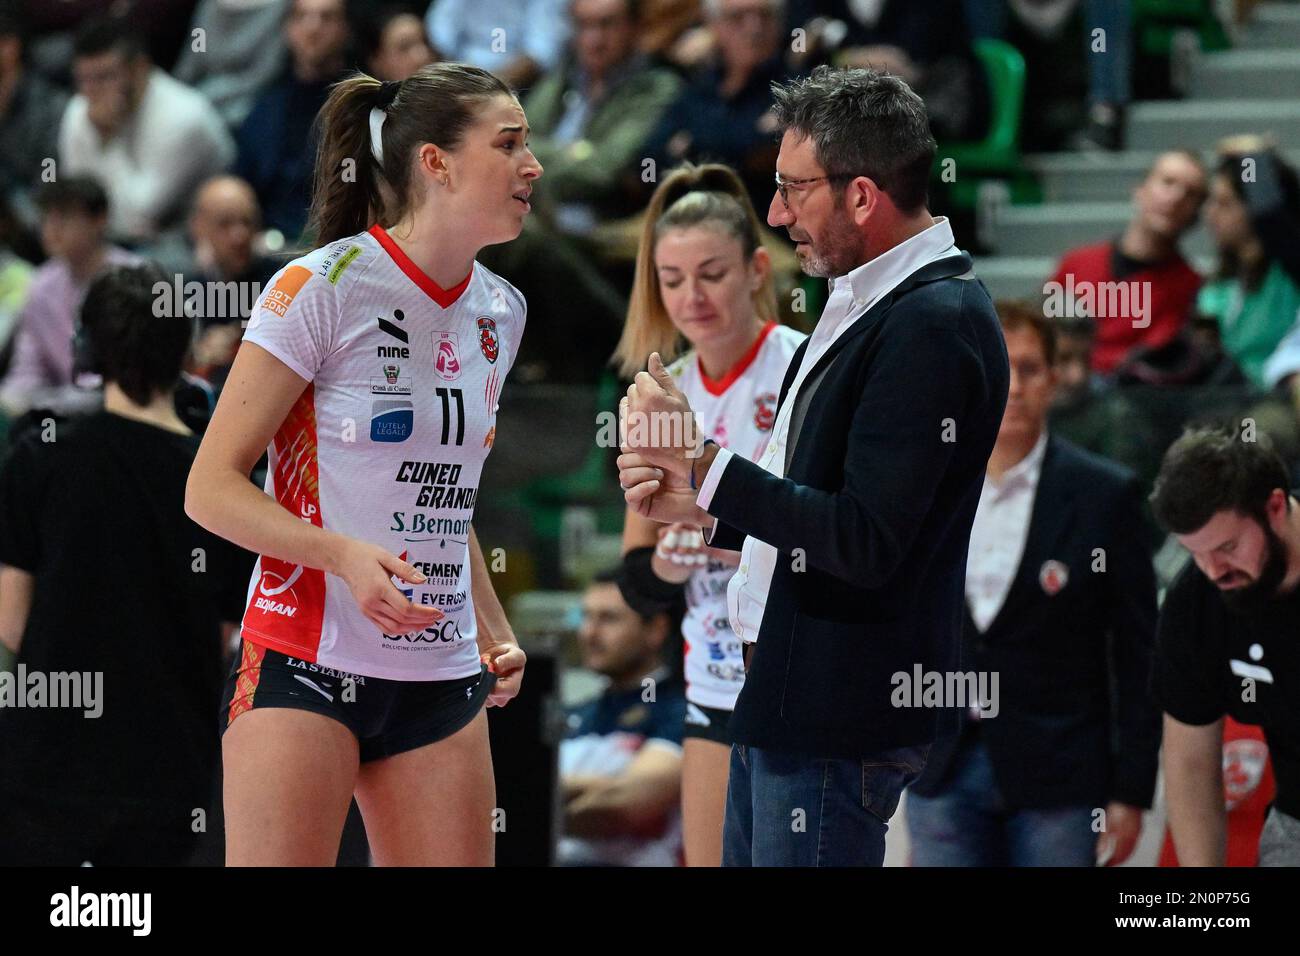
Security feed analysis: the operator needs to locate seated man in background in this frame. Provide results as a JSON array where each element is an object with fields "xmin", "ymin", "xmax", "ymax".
[
  {"xmin": 184, "ymin": 175, "xmax": 281, "ymax": 386},
  {"xmin": 646, "ymin": 0, "xmax": 789, "ymax": 216},
  {"xmin": 59, "ymin": 14, "xmax": 234, "ymax": 245},
  {"xmin": 1048, "ymin": 150, "xmax": 1207, "ymax": 377},
  {"xmin": 425, "ymin": 0, "xmax": 569, "ymax": 92},
  {"xmin": 0, "ymin": 178, "xmax": 136, "ymax": 415},
  {"xmin": 558, "ymin": 568, "xmax": 687, "ymax": 866},
  {"xmin": 235, "ymin": 0, "xmax": 351, "ymax": 243},
  {"xmin": 172, "ymin": 0, "xmax": 290, "ymax": 129},
  {"xmin": 1047, "ymin": 311, "xmax": 1162, "ymax": 526},
  {"xmin": 525, "ymin": 0, "xmax": 684, "ymax": 236}
]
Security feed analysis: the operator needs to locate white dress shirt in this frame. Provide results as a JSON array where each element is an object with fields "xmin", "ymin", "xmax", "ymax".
[
  {"xmin": 59, "ymin": 69, "xmax": 235, "ymax": 241},
  {"xmin": 695, "ymin": 217, "xmax": 959, "ymax": 644},
  {"xmin": 965, "ymin": 431, "xmax": 1049, "ymax": 632}
]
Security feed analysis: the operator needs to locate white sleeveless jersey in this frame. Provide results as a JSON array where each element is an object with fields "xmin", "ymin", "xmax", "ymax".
[
  {"xmin": 238, "ymin": 226, "xmax": 525, "ymax": 681},
  {"xmin": 667, "ymin": 322, "xmax": 804, "ymax": 709}
]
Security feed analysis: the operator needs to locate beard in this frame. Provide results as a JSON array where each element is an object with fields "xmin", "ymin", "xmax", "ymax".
[
  {"xmin": 794, "ymin": 208, "xmax": 867, "ymax": 279},
  {"xmin": 1218, "ymin": 525, "xmax": 1289, "ymax": 614}
]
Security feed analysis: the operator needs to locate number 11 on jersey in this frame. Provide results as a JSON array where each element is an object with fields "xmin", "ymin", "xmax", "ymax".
[{"xmin": 435, "ymin": 387, "xmax": 465, "ymax": 446}]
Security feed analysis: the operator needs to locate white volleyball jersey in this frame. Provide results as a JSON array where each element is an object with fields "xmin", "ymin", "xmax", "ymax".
[
  {"xmin": 667, "ymin": 322, "xmax": 804, "ymax": 709},
  {"xmin": 238, "ymin": 225, "xmax": 525, "ymax": 681}
]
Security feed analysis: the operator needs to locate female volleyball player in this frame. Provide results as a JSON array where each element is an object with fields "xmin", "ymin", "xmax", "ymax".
[
  {"xmin": 186, "ymin": 64, "xmax": 539, "ymax": 866},
  {"xmin": 614, "ymin": 164, "xmax": 804, "ymax": 866}
]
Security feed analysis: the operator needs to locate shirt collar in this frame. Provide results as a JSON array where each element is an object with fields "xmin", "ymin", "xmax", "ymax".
[
  {"xmin": 988, "ymin": 430, "xmax": 1049, "ymax": 495},
  {"xmin": 829, "ymin": 216, "xmax": 957, "ymax": 310}
]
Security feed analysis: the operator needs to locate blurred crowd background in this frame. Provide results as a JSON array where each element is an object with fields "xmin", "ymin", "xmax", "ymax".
[{"xmin": 0, "ymin": 0, "xmax": 1298, "ymax": 865}]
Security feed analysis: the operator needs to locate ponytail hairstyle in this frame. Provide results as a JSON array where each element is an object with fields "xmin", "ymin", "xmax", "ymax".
[
  {"xmin": 309, "ymin": 62, "xmax": 514, "ymax": 245},
  {"xmin": 613, "ymin": 163, "xmax": 779, "ymax": 378}
]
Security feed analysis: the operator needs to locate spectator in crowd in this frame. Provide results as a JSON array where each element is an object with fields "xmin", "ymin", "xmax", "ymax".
[
  {"xmin": 1199, "ymin": 145, "xmax": 1300, "ymax": 391},
  {"xmin": 185, "ymin": 176, "xmax": 281, "ymax": 385},
  {"xmin": 559, "ymin": 568, "xmax": 687, "ymax": 866},
  {"xmin": 1151, "ymin": 425, "xmax": 1300, "ymax": 866},
  {"xmin": 1046, "ymin": 310, "xmax": 1162, "ymax": 531},
  {"xmin": 58, "ymin": 14, "xmax": 235, "ymax": 245},
  {"xmin": 0, "ymin": 263, "xmax": 250, "ymax": 866},
  {"xmin": 907, "ymin": 302, "xmax": 1160, "ymax": 866},
  {"xmin": 827, "ymin": 0, "xmax": 990, "ymax": 142},
  {"xmin": 0, "ymin": 178, "xmax": 137, "ymax": 415},
  {"xmin": 525, "ymin": 0, "xmax": 684, "ymax": 234},
  {"xmin": 425, "ymin": 0, "xmax": 570, "ymax": 92},
  {"xmin": 173, "ymin": 0, "xmax": 291, "ymax": 129},
  {"xmin": 1048, "ymin": 150, "xmax": 1207, "ymax": 376},
  {"xmin": 356, "ymin": 4, "xmax": 435, "ymax": 81},
  {"xmin": 0, "ymin": 8, "xmax": 69, "ymax": 230},
  {"xmin": 235, "ymin": 0, "xmax": 351, "ymax": 242},
  {"xmin": 646, "ymin": 0, "xmax": 788, "ymax": 215},
  {"xmin": 966, "ymin": 0, "xmax": 1132, "ymax": 150},
  {"xmin": 0, "ymin": 197, "xmax": 34, "ymax": 386}
]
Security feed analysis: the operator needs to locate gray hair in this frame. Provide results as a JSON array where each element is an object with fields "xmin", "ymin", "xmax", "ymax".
[{"xmin": 770, "ymin": 65, "xmax": 936, "ymax": 212}]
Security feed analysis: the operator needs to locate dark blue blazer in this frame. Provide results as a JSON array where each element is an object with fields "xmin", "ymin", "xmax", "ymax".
[
  {"xmin": 705, "ymin": 251, "xmax": 1010, "ymax": 759},
  {"xmin": 910, "ymin": 435, "xmax": 1162, "ymax": 809}
]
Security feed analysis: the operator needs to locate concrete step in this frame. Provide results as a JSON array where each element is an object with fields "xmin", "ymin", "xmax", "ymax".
[
  {"xmin": 970, "ymin": 256, "xmax": 1056, "ymax": 301},
  {"xmin": 1125, "ymin": 99, "xmax": 1300, "ymax": 152},
  {"xmin": 990, "ymin": 201, "xmax": 1216, "ymax": 260},
  {"xmin": 1025, "ymin": 147, "xmax": 1300, "ymax": 203},
  {"xmin": 1190, "ymin": 49, "xmax": 1300, "ymax": 99},
  {"xmin": 1025, "ymin": 152, "xmax": 1160, "ymax": 203},
  {"xmin": 1240, "ymin": 2, "xmax": 1300, "ymax": 49}
]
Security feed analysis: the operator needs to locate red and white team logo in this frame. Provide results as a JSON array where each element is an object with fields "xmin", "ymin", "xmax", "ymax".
[
  {"xmin": 1039, "ymin": 559, "xmax": 1069, "ymax": 596},
  {"xmin": 753, "ymin": 393, "xmax": 777, "ymax": 432},
  {"xmin": 1223, "ymin": 738, "xmax": 1269, "ymax": 810},
  {"xmin": 477, "ymin": 316, "xmax": 499, "ymax": 364},
  {"xmin": 433, "ymin": 331, "xmax": 461, "ymax": 381}
]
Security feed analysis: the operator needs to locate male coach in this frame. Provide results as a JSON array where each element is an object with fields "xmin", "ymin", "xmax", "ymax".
[{"xmin": 617, "ymin": 65, "xmax": 1010, "ymax": 866}]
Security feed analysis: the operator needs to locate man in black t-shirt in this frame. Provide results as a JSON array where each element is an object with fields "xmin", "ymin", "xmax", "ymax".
[
  {"xmin": 0, "ymin": 264, "xmax": 250, "ymax": 865},
  {"xmin": 1150, "ymin": 424, "xmax": 1300, "ymax": 866}
]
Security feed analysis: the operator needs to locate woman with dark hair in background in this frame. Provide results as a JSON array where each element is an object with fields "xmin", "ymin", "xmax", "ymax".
[
  {"xmin": 1198, "ymin": 141, "xmax": 1300, "ymax": 391},
  {"xmin": 615, "ymin": 163, "xmax": 803, "ymax": 865},
  {"xmin": 355, "ymin": 4, "xmax": 435, "ymax": 82},
  {"xmin": 0, "ymin": 263, "xmax": 250, "ymax": 865},
  {"xmin": 186, "ymin": 63, "xmax": 537, "ymax": 866}
]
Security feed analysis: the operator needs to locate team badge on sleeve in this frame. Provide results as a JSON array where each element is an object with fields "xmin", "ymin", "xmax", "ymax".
[{"xmin": 476, "ymin": 317, "xmax": 499, "ymax": 364}]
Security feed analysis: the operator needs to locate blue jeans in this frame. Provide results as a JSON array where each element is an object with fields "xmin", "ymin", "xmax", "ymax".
[
  {"xmin": 722, "ymin": 742, "xmax": 929, "ymax": 866},
  {"xmin": 906, "ymin": 736, "xmax": 1097, "ymax": 866}
]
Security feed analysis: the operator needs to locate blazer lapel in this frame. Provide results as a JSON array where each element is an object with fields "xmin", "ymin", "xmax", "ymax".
[{"xmin": 794, "ymin": 252, "xmax": 976, "ymax": 389}]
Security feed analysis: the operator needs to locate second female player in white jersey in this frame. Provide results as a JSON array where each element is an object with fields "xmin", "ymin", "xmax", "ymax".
[
  {"xmin": 614, "ymin": 164, "xmax": 804, "ymax": 866},
  {"xmin": 186, "ymin": 64, "xmax": 539, "ymax": 865}
]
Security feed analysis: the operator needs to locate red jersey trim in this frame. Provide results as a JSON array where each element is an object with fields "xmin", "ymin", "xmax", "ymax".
[
  {"xmin": 368, "ymin": 225, "xmax": 473, "ymax": 308},
  {"xmin": 697, "ymin": 321, "xmax": 778, "ymax": 396}
]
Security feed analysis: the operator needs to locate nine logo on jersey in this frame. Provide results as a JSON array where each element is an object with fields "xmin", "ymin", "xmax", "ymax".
[
  {"xmin": 477, "ymin": 317, "xmax": 499, "ymax": 363},
  {"xmin": 371, "ymin": 399, "xmax": 413, "ymax": 442}
]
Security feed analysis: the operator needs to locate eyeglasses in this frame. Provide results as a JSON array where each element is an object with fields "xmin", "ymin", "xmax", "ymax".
[{"xmin": 774, "ymin": 171, "xmax": 857, "ymax": 209}]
